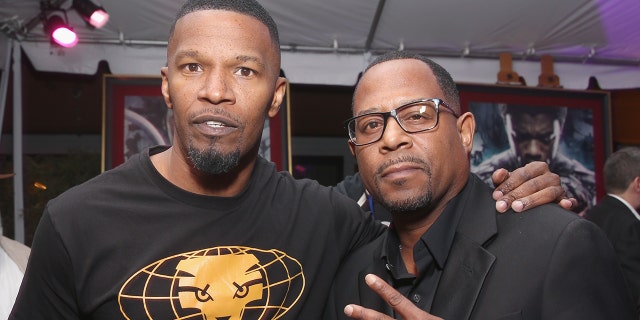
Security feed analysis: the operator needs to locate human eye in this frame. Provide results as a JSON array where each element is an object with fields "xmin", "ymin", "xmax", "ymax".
[
  {"xmin": 357, "ymin": 115, "xmax": 384, "ymax": 134},
  {"xmin": 401, "ymin": 104, "xmax": 435, "ymax": 123},
  {"xmin": 234, "ymin": 67, "xmax": 256, "ymax": 77},
  {"xmin": 181, "ymin": 63, "xmax": 202, "ymax": 73},
  {"xmin": 402, "ymin": 106, "xmax": 433, "ymax": 122}
]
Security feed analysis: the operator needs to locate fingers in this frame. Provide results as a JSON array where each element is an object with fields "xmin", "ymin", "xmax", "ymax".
[
  {"xmin": 559, "ymin": 197, "xmax": 577, "ymax": 211},
  {"xmin": 492, "ymin": 162, "xmax": 570, "ymax": 213},
  {"xmin": 342, "ymin": 275, "xmax": 405, "ymax": 319},
  {"xmin": 492, "ymin": 162, "xmax": 543, "ymax": 198},
  {"xmin": 344, "ymin": 274, "xmax": 443, "ymax": 320},
  {"xmin": 506, "ymin": 184, "xmax": 564, "ymax": 212},
  {"xmin": 364, "ymin": 274, "xmax": 406, "ymax": 307},
  {"xmin": 344, "ymin": 304, "xmax": 394, "ymax": 320},
  {"xmin": 490, "ymin": 168, "xmax": 511, "ymax": 189}
]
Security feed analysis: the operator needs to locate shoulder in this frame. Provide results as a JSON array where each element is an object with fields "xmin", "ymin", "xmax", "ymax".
[
  {"xmin": 332, "ymin": 172, "xmax": 366, "ymax": 201},
  {"xmin": 494, "ymin": 204, "xmax": 614, "ymax": 260},
  {"xmin": 270, "ymin": 164, "xmax": 358, "ymax": 208},
  {"xmin": 54, "ymin": 157, "xmax": 144, "ymax": 197},
  {"xmin": 262, "ymin": 161, "xmax": 375, "ymax": 224},
  {"xmin": 588, "ymin": 196, "xmax": 638, "ymax": 220},
  {"xmin": 340, "ymin": 233, "xmax": 385, "ymax": 268},
  {"xmin": 45, "ymin": 153, "xmax": 149, "ymax": 220},
  {"xmin": 497, "ymin": 202, "xmax": 587, "ymax": 234},
  {"xmin": 489, "ymin": 204, "xmax": 619, "ymax": 277}
]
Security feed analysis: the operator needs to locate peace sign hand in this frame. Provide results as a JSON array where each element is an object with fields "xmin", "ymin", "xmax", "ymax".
[{"xmin": 343, "ymin": 274, "xmax": 443, "ymax": 320}]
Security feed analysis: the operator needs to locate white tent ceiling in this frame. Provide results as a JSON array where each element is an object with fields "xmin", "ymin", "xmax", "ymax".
[{"xmin": 1, "ymin": 0, "xmax": 640, "ymax": 89}]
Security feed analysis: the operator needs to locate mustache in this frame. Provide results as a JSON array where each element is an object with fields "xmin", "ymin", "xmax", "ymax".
[
  {"xmin": 190, "ymin": 107, "xmax": 238, "ymax": 121},
  {"xmin": 375, "ymin": 155, "xmax": 428, "ymax": 175}
]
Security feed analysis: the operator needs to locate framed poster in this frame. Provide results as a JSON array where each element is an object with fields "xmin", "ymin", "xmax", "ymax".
[
  {"xmin": 458, "ymin": 83, "xmax": 611, "ymax": 213},
  {"xmin": 102, "ymin": 75, "xmax": 291, "ymax": 172}
]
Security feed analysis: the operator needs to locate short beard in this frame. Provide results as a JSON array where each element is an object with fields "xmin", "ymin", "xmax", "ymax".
[
  {"xmin": 374, "ymin": 155, "xmax": 432, "ymax": 214},
  {"xmin": 380, "ymin": 188, "xmax": 432, "ymax": 214},
  {"xmin": 188, "ymin": 144, "xmax": 240, "ymax": 174}
]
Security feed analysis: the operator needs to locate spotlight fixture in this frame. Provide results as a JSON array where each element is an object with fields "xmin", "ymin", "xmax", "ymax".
[
  {"xmin": 72, "ymin": 0, "xmax": 109, "ymax": 29},
  {"xmin": 43, "ymin": 13, "xmax": 78, "ymax": 48}
]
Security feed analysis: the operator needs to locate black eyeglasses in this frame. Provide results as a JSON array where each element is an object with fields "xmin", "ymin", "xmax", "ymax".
[{"xmin": 344, "ymin": 98, "xmax": 459, "ymax": 146}]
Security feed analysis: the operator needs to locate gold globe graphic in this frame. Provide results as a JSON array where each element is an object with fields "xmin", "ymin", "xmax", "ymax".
[{"xmin": 119, "ymin": 246, "xmax": 305, "ymax": 319}]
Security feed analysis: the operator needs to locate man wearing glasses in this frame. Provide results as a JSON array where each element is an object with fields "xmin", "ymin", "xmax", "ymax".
[{"xmin": 324, "ymin": 51, "xmax": 636, "ymax": 319}]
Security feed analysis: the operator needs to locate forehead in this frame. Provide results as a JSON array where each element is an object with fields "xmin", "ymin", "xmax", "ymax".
[
  {"xmin": 169, "ymin": 10, "xmax": 279, "ymax": 66},
  {"xmin": 511, "ymin": 113, "xmax": 556, "ymax": 134},
  {"xmin": 354, "ymin": 59, "xmax": 443, "ymax": 113}
]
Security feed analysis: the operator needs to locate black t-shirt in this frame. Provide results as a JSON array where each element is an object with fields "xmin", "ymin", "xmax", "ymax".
[{"xmin": 11, "ymin": 146, "xmax": 385, "ymax": 319}]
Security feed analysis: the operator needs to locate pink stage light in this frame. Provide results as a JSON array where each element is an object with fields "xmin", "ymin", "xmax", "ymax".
[
  {"xmin": 51, "ymin": 26, "xmax": 78, "ymax": 48},
  {"xmin": 44, "ymin": 14, "xmax": 78, "ymax": 48},
  {"xmin": 88, "ymin": 9, "xmax": 109, "ymax": 29},
  {"xmin": 73, "ymin": 0, "xmax": 110, "ymax": 29}
]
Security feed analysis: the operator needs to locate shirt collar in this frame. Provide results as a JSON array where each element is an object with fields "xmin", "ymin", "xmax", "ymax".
[
  {"xmin": 608, "ymin": 194, "xmax": 640, "ymax": 221},
  {"xmin": 381, "ymin": 179, "xmax": 470, "ymax": 273}
]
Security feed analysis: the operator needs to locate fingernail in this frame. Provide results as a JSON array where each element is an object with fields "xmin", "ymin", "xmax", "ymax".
[
  {"xmin": 512, "ymin": 201, "xmax": 524, "ymax": 212},
  {"xmin": 496, "ymin": 200, "xmax": 508, "ymax": 212},
  {"xmin": 344, "ymin": 305, "xmax": 353, "ymax": 316},
  {"xmin": 364, "ymin": 274, "xmax": 376, "ymax": 285},
  {"xmin": 493, "ymin": 190, "xmax": 504, "ymax": 199}
]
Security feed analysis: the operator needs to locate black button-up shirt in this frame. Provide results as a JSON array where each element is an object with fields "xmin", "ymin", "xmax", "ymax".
[{"xmin": 381, "ymin": 186, "xmax": 468, "ymax": 313}]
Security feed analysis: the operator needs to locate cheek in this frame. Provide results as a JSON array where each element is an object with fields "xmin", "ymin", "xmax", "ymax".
[
  {"xmin": 355, "ymin": 149, "xmax": 380, "ymax": 178},
  {"xmin": 168, "ymin": 80, "xmax": 196, "ymax": 106},
  {"xmin": 242, "ymin": 108, "xmax": 270, "ymax": 140}
]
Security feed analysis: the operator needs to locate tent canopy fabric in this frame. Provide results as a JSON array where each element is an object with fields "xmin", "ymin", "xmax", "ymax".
[{"xmin": 1, "ymin": 0, "xmax": 640, "ymax": 89}]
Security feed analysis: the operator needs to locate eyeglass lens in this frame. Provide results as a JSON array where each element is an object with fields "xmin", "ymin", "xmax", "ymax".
[{"xmin": 348, "ymin": 100, "xmax": 440, "ymax": 145}]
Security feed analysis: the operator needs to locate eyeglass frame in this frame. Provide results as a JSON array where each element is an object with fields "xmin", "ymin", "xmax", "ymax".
[{"xmin": 344, "ymin": 98, "xmax": 459, "ymax": 146}]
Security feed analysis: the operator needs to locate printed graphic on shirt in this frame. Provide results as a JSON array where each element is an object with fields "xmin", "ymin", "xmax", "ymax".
[{"xmin": 118, "ymin": 246, "xmax": 305, "ymax": 319}]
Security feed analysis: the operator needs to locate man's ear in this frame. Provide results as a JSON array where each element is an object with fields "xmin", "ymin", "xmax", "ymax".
[
  {"xmin": 632, "ymin": 176, "xmax": 640, "ymax": 193},
  {"xmin": 268, "ymin": 77, "xmax": 288, "ymax": 118},
  {"xmin": 348, "ymin": 139, "xmax": 356, "ymax": 157},
  {"xmin": 161, "ymin": 67, "xmax": 173, "ymax": 110},
  {"xmin": 457, "ymin": 112, "xmax": 476, "ymax": 154}
]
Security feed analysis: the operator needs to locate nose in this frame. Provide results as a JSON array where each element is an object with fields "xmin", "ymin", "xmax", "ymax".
[
  {"xmin": 522, "ymin": 140, "xmax": 545, "ymax": 161},
  {"xmin": 199, "ymin": 68, "xmax": 233, "ymax": 105},
  {"xmin": 379, "ymin": 117, "xmax": 412, "ymax": 152}
]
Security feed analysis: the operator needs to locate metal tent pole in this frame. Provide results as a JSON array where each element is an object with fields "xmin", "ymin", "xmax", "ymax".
[{"xmin": 12, "ymin": 42, "xmax": 24, "ymax": 244}]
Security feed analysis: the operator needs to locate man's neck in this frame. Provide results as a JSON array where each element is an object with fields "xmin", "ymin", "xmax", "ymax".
[
  {"xmin": 391, "ymin": 175, "xmax": 470, "ymax": 275},
  {"xmin": 150, "ymin": 146, "xmax": 256, "ymax": 197},
  {"xmin": 392, "ymin": 207, "xmax": 445, "ymax": 275}
]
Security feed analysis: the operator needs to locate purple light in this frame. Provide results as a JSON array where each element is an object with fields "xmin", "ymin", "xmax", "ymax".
[
  {"xmin": 73, "ymin": 0, "xmax": 110, "ymax": 29},
  {"xmin": 44, "ymin": 14, "xmax": 79, "ymax": 48},
  {"xmin": 89, "ymin": 9, "xmax": 109, "ymax": 28},
  {"xmin": 51, "ymin": 26, "xmax": 78, "ymax": 48}
]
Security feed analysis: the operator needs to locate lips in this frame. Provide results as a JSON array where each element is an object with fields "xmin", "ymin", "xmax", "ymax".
[
  {"xmin": 380, "ymin": 163, "xmax": 424, "ymax": 180},
  {"xmin": 192, "ymin": 114, "xmax": 238, "ymax": 136},
  {"xmin": 375, "ymin": 155, "xmax": 429, "ymax": 183}
]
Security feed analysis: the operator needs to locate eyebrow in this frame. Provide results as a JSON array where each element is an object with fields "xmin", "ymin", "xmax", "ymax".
[
  {"xmin": 355, "ymin": 98, "xmax": 427, "ymax": 116},
  {"xmin": 355, "ymin": 107, "xmax": 382, "ymax": 117},
  {"xmin": 236, "ymin": 54, "xmax": 266, "ymax": 69},
  {"xmin": 172, "ymin": 51, "xmax": 266, "ymax": 69},
  {"xmin": 173, "ymin": 49, "xmax": 201, "ymax": 61}
]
